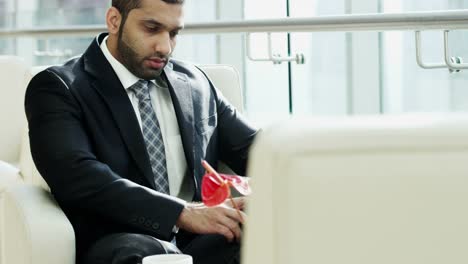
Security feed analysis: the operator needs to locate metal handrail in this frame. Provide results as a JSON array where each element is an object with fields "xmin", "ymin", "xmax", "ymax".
[
  {"xmin": 415, "ymin": 31, "xmax": 447, "ymax": 69},
  {"xmin": 1, "ymin": 10, "xmax": 468, "ymax": 37},
  {"xmin": 246, "ymin": 33, "xmax": 305, "ymax": 64},
  {"xmin": 444, "ymin": 30, "xmax": 468, "ymax": 70},
  {"xmin": 415, "ymin": 30, "xmax": 468, "ymax": 72}
]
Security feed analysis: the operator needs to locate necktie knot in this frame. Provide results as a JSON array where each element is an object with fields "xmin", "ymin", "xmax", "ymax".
[{"xmin": 129, "ymin": 80, "xmax": 151, "ymax": 102}]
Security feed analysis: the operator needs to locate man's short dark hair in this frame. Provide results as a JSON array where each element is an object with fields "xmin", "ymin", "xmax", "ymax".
[{"xmin": 112, "ymin": 0, "xmax": 185, "ymax": 25}]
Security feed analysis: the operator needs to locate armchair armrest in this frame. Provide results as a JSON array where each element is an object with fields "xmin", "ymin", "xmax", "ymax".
[{"xmin": 2, "ymin": 184, "xmax": 75, "ymax": 264}]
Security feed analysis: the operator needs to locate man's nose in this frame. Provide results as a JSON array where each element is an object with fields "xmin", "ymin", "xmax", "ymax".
[{"xmin": 155, "ymin": 32, "xmax": 172, "ymax": 56}]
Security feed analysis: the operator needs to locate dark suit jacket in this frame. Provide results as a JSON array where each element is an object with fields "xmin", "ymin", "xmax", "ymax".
[{"xmin": 24, "ymin": 33, "xmax": 258, "ymax": 261}]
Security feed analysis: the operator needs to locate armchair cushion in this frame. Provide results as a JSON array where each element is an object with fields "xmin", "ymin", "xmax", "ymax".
[
  {"xmin": 198, "ymin": 64, "xmax": 243, "ymax": 112},
  {"xmin": 18, "ymin": 128, "xmax": 49, "ymax": 191},
  {"xmin": 0, "ymin": 56, "xmax": 31, "ymax": 164}
]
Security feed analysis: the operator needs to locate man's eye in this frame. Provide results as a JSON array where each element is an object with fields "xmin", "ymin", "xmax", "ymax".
[
  {"xmin": 170, "ymin": 31, "xmax": 179, "ymax": 38},
  {"xmin": 146, "ymin": 26, "xmax": 160, "ymax": 32}
]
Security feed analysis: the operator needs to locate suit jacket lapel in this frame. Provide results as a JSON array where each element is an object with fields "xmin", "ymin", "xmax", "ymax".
[
  {"xmin": 83, "ymin": 34, "xmax": 157, "ymax": 189},
  {"xmin": 164, "ymin": 64, "xmax": 195, "ymax": 181}
]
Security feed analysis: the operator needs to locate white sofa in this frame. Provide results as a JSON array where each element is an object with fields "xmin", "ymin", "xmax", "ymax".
[
  {"xmin": 0, "ymin": 55, "xmax": 244, "ymax": 264},
  {"xmin": 243, "ymin": 114, "xmax": 468, "ymax": 264}
]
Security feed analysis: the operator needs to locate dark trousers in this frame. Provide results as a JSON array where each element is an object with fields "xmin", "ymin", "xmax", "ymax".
[{"xmin": 82, "ymin": 233, "xmax": 241, "ymax": 264}]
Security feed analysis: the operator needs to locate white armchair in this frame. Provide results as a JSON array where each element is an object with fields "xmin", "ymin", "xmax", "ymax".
[
  {"xmin": 243, "ymin": 115, "xmax": 468, "ymax": 264},
  {"xmin": 0, "ymin": 56, "xmax": 75, "ymax": 264},
  {"xmin": 2, "ymin": 184, "xmax": 75, "ymax": 264},
  {"xmin": 0, "ymin": 56, "xmax": 29, "ymax": 189},
  {"xmin": 0, "ymin": 56, "xmax": 244, "ymax": 264},
  {"xmin": 0, "ymin": 56, "xmax": 30, "ymax": 166}
]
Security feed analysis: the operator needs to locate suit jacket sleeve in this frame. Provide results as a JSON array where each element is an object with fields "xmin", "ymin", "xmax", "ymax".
[
  {"xmin": 25, "ymin": 70, "xmax": 185, "ymax": 241},
  {"xmin": 210, "ymin": 78, "xmax": 259, "ymax": 175}
]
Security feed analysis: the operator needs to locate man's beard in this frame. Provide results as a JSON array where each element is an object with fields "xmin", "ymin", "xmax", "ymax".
[{"xmin": 117, "ymin": 33, "xmax": 169, "ymax": 80}]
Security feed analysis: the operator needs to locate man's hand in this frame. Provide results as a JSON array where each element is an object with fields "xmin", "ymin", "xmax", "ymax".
[{"xmin": 176, "ymin": 197, "xmax": 248, "ymax": 242}]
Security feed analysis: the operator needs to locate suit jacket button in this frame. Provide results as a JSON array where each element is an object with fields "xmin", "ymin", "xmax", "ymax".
[
  {"xmin": 145, "ymin": 220, "xmax": 151, "ymax": 227},
  {"xmin": 152, "ymin": 223, "xmax": 160, "ymax": 230}
]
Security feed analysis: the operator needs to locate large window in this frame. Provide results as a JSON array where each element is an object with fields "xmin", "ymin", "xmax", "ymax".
[{"xmin": 1, "ymin": 0, "xmax": 468, "ymax": 124}]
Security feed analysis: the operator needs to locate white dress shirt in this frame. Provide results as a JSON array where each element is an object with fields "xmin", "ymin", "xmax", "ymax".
[{"xmin": 100, "ymin": 36, "xmax": 190, "ymax": 200}]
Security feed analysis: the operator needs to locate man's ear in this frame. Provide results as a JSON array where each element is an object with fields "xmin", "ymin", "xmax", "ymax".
[{"xmin": 106, "ymin": 7, "xmax": 122, "ymax": 35}]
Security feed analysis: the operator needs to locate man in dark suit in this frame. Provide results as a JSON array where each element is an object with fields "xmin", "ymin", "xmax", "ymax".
[{"xmin": 24, "ymin": 0, "xmax": 258, "ymax": 263}]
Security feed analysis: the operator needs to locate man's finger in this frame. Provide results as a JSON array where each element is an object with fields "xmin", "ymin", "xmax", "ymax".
[
  {"xmin": 222, "ymin": 216, "xmax": 242, "ymax": 242},
  {"xmin": 223, "ymin": 207, "xmax": 247, "ymax": 225},
  {"xmin": 233, "ymin": 197, "xmax": 247, "ymax": 210},
  {"xmin": 225, "ymin": 197, "xmax": 247, "ymax": 210},
  {"xmin": 216, "ymin": 224, "xmax": 234, "ymax": 242}
]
